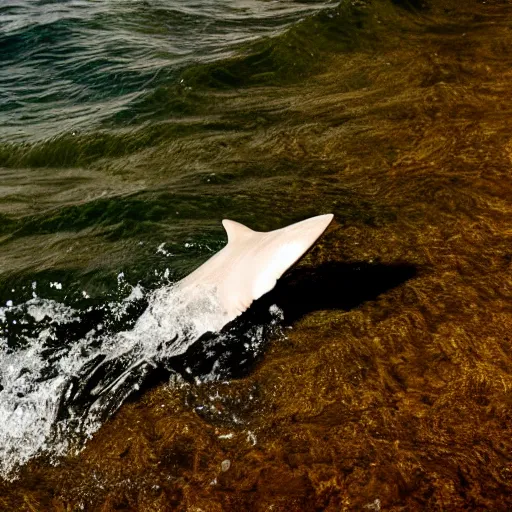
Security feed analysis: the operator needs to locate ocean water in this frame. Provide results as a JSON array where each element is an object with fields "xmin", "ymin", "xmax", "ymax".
[
  {"xmin": 0, "ymin": 0, "xmax": 334, "ymax": 477},
  {"xmin": 0, "ymin": 0, "xmax": 333, "ymax": 141},
  {"xmin": 2, "ymin": 0, "xmax": 512, "ymax": 507}
]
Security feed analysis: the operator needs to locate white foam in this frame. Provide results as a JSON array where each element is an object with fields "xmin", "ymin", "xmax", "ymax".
[
  {"xmin": 26, "ymin": 298, "xmax": 77, "ymax": 323},
  {"xmin": 0, "ymin": 279, "xmax": 275, "ymax": 479},
  {"xmin": 0, "ymin": 298, "xmax": 81, "ymax": 476}
]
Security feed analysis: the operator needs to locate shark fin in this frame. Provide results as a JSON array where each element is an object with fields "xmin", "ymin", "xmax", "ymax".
[
  {"xmin": 180, "ymin": 214, "xmax": 334, "ymax": 327},
  {"xmin": 221, "ymin": 214, "xmax": 334, "ymax": 320},
  {"xmin": 222, "ymin": 219, "xmax": 255, "ymax": 244}
]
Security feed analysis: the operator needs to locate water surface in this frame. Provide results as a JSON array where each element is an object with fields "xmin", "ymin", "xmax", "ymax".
[
  {"xmin": 1, "ymin": 0, "xmax": 512, "ymax": 509},
  {"xmin": 1, "ymin": 0, "xmax": 333, "ymax": 140}
]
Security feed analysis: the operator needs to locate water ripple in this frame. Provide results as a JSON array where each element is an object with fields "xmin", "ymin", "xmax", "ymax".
[{"xmin": 0, "ymin": 0, "xmax": 334, "ymax": 141}]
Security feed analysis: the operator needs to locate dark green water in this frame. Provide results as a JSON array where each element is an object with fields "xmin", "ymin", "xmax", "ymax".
[{"xmin": 0, "ymin": 0, "xmax": 333, "ymax": 141}]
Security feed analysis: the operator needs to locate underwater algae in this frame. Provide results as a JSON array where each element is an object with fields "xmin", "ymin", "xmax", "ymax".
[{"xmin": 2, "ymin": 0, "xmax": 512, "ymax": 509}]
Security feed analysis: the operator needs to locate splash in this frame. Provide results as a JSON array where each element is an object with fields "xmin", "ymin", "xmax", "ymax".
[{"xmin": 0, "ymin": 277, "xmax": 281, "ymax": 479}]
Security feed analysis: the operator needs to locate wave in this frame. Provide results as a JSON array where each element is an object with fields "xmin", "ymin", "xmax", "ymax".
[
  {"xmin": 0, "ymin": 0, "xmax": 378, "ymax": 167},
  {"xmin": 0, "ymin": 0, "xmax": 334, "ymax": 141}
]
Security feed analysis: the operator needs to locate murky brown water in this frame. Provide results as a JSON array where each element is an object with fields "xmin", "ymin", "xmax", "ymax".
[{"xmin": 2, "ymin": 0, "xmax": 512, "ymax": 509}]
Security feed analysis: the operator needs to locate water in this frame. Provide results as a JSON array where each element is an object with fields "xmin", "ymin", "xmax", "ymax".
[
  {"xmin": 0, "ymin": 0, "xmax": 333, "ymax": 141},
  {"xmin": 0, "ymin": 0, "xmax": 336, "ymax": 478},
  {"xmin": 3, "ymin": 0, "xmax": 511, "ymax": 506},
  {"xmin": 0, "ymin": 272, "xmax": 281, "ymax": 476}
]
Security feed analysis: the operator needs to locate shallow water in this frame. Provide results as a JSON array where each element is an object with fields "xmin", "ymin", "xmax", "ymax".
[{"xmin": 1, "ymin": 0, "xmax": 512, "ymax": 509}]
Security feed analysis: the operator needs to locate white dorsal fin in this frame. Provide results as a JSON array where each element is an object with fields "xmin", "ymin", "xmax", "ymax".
[{"xmin": 222, "ymin": 219, "xmax": 255, "ymax": 244}]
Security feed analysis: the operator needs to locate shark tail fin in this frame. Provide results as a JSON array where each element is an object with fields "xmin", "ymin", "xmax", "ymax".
[{"xmin": 222, "ymin": 219, "xmax": 255, "ymax": 244}]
